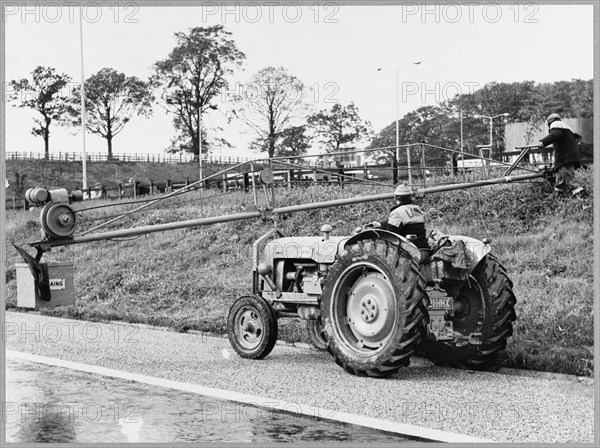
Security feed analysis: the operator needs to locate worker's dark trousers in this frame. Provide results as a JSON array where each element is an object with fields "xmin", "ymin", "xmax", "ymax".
[{"xmin": 555, "ymin": 163, "xmax": 580, "ymax": 192}]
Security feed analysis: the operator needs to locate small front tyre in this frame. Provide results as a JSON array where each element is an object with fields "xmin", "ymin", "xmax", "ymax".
[{"xmin": 227, "ymin": 295, "xmax": 278, "ymax": 359}]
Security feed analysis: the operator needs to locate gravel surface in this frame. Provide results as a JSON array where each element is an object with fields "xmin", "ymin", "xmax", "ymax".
[{"xmin": 5, "ymin": 311, "xmax": 595, "ymax": 443}]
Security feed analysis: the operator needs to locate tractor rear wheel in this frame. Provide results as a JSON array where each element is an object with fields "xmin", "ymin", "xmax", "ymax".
[
  {"xmin": 227, "ymin": 295, "xmax": 278, "ymax": 359},
  {"xmin": 320, "ymin": 239, "xmax": 429, "ymax": 377},
  {"xmin": 422, "ymin": 254, "xmax": 516, "ymax": 370}
]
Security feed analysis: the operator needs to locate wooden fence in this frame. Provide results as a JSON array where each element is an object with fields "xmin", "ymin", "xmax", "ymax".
[{"xmin": 5, "ymin": 151, "xmax": 253, "ymax": 165}]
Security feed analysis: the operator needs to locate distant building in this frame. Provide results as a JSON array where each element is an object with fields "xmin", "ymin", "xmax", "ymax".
[
  {"xmin": 504, "ymin": 117, "xmax": 593, "ymax": 163},
  {"xmin": 330, "ymin": 147, "xmax": 361, "ymax": 167}
]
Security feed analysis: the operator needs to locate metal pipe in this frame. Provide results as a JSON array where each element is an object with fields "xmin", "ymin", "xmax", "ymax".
[
  {"xmin": 250, "ymin": 162, "xmax": 258, "ymax": 207},
  {"xmin": 271, "ymin": 172, "xmax": 545, "ymax": 215},
  {"xmin": 32, "ymin": 172, "xmax": 545, "ymax": 250},
  {"xmin": 395, "ymin": 68, "xmax": 400, "ymax": 184},
  {"xmin": 34, "ymin": 211, "xmax": 261, "ymax": 248}
]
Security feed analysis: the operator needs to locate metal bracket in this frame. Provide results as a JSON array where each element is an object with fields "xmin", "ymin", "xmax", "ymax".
[
  {"xmin": 260, "ymin": 208, "xmax": 273, "ymax": 221},
  {"xmin": 503, "ymin": 145, "xmax": 536, "ymax": 176},
  {"xmin": 12, "ymin": 243, "xmax": 51, "ymax": 301}
]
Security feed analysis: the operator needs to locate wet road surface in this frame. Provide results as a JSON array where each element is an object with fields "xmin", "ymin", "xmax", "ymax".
[{"xmin": 5, "ymin": 357, "xmax": 427, "ymax": 443}]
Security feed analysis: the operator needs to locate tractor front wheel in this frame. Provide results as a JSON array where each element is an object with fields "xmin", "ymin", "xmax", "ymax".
[
  {"xmin": 227, "ymin": 295, "xmax": 278, "ymax": 359},
  {"xmin": 320, "ymin": 238, "xmax": 429, "ymax": 377}
]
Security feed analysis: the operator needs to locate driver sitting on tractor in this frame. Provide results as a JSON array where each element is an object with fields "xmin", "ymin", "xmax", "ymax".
[{"xmin": 371, "ymin": 184, "xmax": 429, "ymax": 249}]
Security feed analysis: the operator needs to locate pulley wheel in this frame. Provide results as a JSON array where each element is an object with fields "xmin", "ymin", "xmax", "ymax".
[
  {"xmin": 41, "ymin": 203, "xmax": 77, "ymax": 239},
  {"xmin": 259, "ymin": 169, "xmax": 274, "ymax": 185}
]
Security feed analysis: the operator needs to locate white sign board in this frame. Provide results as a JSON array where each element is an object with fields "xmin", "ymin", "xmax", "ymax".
[{"xmin": 49, "ymin": 278, "xmax": 66, "ymax": 290}]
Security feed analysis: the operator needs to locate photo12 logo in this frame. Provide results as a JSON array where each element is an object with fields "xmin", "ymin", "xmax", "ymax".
[
  {"xmin": 400, "ymin": 3, "xmax": 540, "ymax": 24},
  {"xmin": 2, "ymin": 401, "xmax": 139, "ymax": 424},
  {"xmin": 220, "ymin": 81, "xmax": 339, "ymax": 105},
  {"xmin": 401, "ymin": 81, "xmax": 481, "ymax": 103},
  {"xmin": 3, "ymin": 321, "xmax": 140, "ymax": 344},
  {"xmin": 200, "ymin": 400, "xmax": 339, "ymax": 423},
  {"xmin": 2, "ymin": 2, "xmax": 140, "ymax": 24},
  {"xmin": 200, "ymin": 2, "xmax": 340, "ymax": 24}
]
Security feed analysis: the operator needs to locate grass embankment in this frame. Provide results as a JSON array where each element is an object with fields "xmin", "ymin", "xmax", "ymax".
[{"xmin": 5, "ymin": 169, "xmax": 594, "ymax": 376}]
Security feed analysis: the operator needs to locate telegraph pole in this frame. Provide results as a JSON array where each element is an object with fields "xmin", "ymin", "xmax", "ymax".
[{"xmin": 79, "ymin": 7, "xmax": 88, "ymax": 191}]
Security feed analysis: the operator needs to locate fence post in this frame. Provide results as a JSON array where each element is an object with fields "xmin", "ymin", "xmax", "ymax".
[
  {"xmin": 243, "ymin": 172, "xmax": 249, "ymax": 192},
  {"xmin": 250, "ymin": 162, "xmax": 258, "ymax": 207},
  {"xmin": 118, "ymin": 183, "xmax": 122, "ymax": 200},
  {"xmin": 287, "ymin": 169, "xmax": 293, "ymax": 190},
  {"xmin": 312, "ymin": 167, "xmax": 318, "ymax": 184},
  {"xmin": 222, "ymin": 173, "xmax": 227, "ymax": 192},
  {"xmin": 338, "ymin": 164, "xmax": 344, "ymax": 189},
  {"xmin": 150, "ymin": 180, "xmax": 154, "ymax": 195},
  {"xmin": 363, "ymin": 162, "xmax": 368, "ymax": 179}
]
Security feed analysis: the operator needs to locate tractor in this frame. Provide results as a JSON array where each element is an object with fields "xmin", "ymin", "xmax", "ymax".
[
  {"xmin": 20, "ymin": 171, "xmax": 538, "ymax": 378},
  {"xmin": 227, "ymin": 224, "xmax": 516, "ymax": 377}
]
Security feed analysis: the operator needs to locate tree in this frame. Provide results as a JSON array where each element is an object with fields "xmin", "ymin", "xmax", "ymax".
[
  {"xmin": 9, "ymin": 66, "xmax": 71, "ymax": 158},
  {"xmin": 368, "ymin": 105, "xmax": 454, "ymax": 165},
  {"xmin": 307, "ymin": 103, "xmax": 372, "ymax": 153},
  {"xmin": 152, "ymin": 25, "xmax": 245, "ymax": 155},
  {"xmin": 369, "ymin": 79, "xmax": 594, "ymax": 163},
  {"xmin": 236, "ymin": 66, "xmax": 305, "ymax": 158},
  {"xmin": 277, "ymin": 125, "xmax": 311, "ymax": 158},
  {"xmin": 568, "ymin": 79, "xmax": 594, "ymax": 118},
  {"xmin": 64, "ymin": 68, "xmax": 153, "ymax": 158},
  {"xmin": 249, "ymin": 125, "xmax": 311, "ymax": 159}
]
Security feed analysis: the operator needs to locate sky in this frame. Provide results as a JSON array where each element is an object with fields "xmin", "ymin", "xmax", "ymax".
[{"xmin": 3, "ymin": 3, "xmax": 595, "ymax": 159}]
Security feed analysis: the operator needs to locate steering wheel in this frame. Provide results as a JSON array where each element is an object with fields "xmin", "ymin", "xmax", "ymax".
[{"xmin": 353, "ymin": 221, "xmax": 381, "ymax": 234}]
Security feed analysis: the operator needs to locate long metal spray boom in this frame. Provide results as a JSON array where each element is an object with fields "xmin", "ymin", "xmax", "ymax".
[{"xmin": 31, "ymin": 172, "xmax": 545, "ymax": 250}]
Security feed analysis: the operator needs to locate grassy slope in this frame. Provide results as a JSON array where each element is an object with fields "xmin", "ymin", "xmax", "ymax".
[{"xmin": 5, "ymin": 169, "xmax": 594, "ymax": 376}]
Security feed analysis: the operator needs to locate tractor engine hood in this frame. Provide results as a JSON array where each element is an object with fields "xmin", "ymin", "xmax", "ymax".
[{"xmin": 263, "ymin": 236, "xmax": 349, "ymax": 264}]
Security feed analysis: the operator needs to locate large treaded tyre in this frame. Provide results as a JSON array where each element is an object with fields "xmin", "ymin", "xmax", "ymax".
[
  {"xmin": 227, "ymin": 295, "xmax": 278, "ymax": 359},
  {"xmin": 422, "ymin": 254, "xmax": 516, "ymax": 370},
  {"xmin": 320, "ymin": 238, "xmax": 429, "ymax": 377}
]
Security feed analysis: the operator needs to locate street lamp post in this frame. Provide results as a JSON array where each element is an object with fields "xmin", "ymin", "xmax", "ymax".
[
  {"xmin": 198, "ymin": 104, "xmax": 218, "ymax": 188},
  {"xmin": 79, "ymin": 7, "xmax": 88, "ymax": 192},
  {"xmin": 378, "ymin": 61, "xmax": 421, "ymax": 185},
  {"xmin": 475, "ymin": 113, "xmax": 510, "ymax": 152}
]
